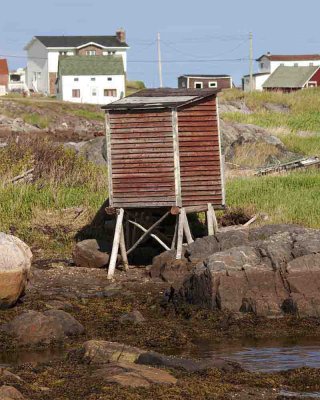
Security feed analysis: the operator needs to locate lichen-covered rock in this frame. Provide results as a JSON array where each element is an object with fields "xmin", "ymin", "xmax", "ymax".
[
  {"xmin": 82, "ymin": 340, "xmax": 142, "ymax": 364},
  {"xmin": 0, "ymin": 233, "xmax": 32, "ymax": 308},
  {"xmin": 119, "ymin": 310, "xmax": 145, "ymax": 325}
]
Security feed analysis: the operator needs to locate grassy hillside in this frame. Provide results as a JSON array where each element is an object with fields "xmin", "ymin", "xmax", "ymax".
[{"xmin": 220, "ymin": 88, "xmax": 320, "ymax": 156}]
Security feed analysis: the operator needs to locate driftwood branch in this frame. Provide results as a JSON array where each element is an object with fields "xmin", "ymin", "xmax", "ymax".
[{"xmin": 5, "ymin": 167, "xmax": 34, "ymax": 186}]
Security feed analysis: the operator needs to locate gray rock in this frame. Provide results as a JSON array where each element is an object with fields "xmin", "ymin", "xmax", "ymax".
[
  {"xmin": 137, "ymin": 351, "xmax": 241, "ymax": 372},
  {"xmin": 65, "ymin": 137, "xmax": 107, "ymax": 166},
  {"xmin": 1, "ymin": 310, "xmax": 84, "ymax": 345},
  {"xmin": 119, "ymin": 310, "xmax": 145, "ymax": 325},
  {"xmin": 73, "ymin": 239, "xmax": 109, "ymax": 269}
]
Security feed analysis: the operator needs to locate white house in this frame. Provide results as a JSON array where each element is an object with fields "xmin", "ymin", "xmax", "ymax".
[
  {"xmin": 56, "ymin": 55, "xmax": 125, "ymax": 105},
  {"xmin": 24, "ymin": 29, "xmax": 129, "ymax": 95},
  {"xmin": 243, "ymin": 53, "xmax": 320, "ymax": 91}
]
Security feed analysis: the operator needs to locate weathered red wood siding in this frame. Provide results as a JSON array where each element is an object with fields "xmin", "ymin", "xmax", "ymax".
[
  {"xmin": 178, "ymin": 96, "xmax": 223, "ymax": 207},
  {"xmin": 308, "ymin": 68, "xmax": 320, "ymax": 86},
  {"xmin": 108, "ymin": 110, "xmax": 176, "ymax": 208},
  {"xmin": 187, "ymin": 77, "xmax": 232, "ymax": 90}
]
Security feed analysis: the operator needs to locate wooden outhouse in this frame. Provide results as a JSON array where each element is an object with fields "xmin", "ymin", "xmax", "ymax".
[{"xmin": 102, "ymin": 88, "xmax": 225, "ymax": 277}]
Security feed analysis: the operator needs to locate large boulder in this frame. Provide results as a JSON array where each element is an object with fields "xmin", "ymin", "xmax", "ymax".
[
  {"xmin": 73, "ymin": 239, "xmax": 110, "ymax": 269},
  {"xmin": 176, "ymin": 229, "xmax": 320, "ymax": 317},
  {"xmin": 1, "ymin": 310, "xmax": 84, "ymax": 345},
  {"xmin": 0, "ymin": 233, "xmax": 32, "ymax": 308}
]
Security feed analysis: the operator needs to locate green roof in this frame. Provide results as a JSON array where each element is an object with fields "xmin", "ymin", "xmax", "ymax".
[
  {"xmin": 263, "ymin": 66, "xmax": 319, "ymax": 88},
  {"xmin": 58, "ymin": 55, "xmax": 124, "ymax": 76}
]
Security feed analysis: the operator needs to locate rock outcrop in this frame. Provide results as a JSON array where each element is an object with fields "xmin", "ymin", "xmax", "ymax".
[
  {"xmin": 175, "ymin": 227, "xmax": 320, "ymax": 317},
  {"xmin": 0, "ymin": 385, "xmax": 25, "ymax": 400},
  {"xmin": 1, "ymin": 310, "xmax": 84, "ymax": 345},
  {"xmin": 0, "ymin": 233, "xmax": 32, "ymax": 308}
]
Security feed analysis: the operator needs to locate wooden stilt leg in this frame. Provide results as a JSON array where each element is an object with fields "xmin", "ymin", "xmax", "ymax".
[
  {"xmin": 182, "ymin": 208, "xmax": 194, "ymax": 244},
  {"xmin": 207, "ymin": 203, "xmax": 214, "ymax": 236},
  {"xmin": 107, "ymin": 208, "xmax": 124, "ymax": 280},
  {"xmin": 125, "ymin": 219, "xmax": 131, "ymax": 248},
  {"xmin": 171, "ymin": 216, "xmax": 178, "ymax": 250},
  {"xmin": 176, "ymin": 209, "xmax": 185, "ymax": 259},
  {"xmin": 120, "ymin": 227, "xmax": 129, "ymax": 271},
  {"xmin": 212, "ymin": 206, "xmax": 219, "ymax": 234}
]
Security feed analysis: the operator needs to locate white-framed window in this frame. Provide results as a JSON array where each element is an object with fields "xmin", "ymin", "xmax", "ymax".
[
  {"xmin": 107, "ymin": 77, "xmax": 112, "ymax": 81},
  {"xmin": 91, "ymin": 88, "xmax": 97, "ymax": 96},
  {"xmin": 91, "ymin": 77, "xmax": 96, "ymax": 81},
  {"xmin": 280, "ymin": 63, "xmax": 285, "ymax": 66},
  {"xmin": 308, "ymin": 81, "xmax": 317, "ymax": 88},
  {"xmin": 72, "ymin": 89, "xmax": 80, "ymax": 98},
  {"xmin": 86, "ymin": 50, "xmax": 96, "ymax": 56},
  {"xmin": 294, "ymin": 63, "xmax": 298, "ymax": 67},
  {"xmin": 104, "ymin": 89, "xmax": 117, "ymax": 97},
  {"xmin": 74, "ymin": 77, "xmax": 79, "ymax": 82},
  {"xmin": 310, "ymin": 62, "xmax": 314, "ymax": 66},
  {"xmin": 194, "ymin": 81, "xmax": 203, "ymax": 89},
  {"xmin": 209, "ymin": 81, "xmax": 218, "ymax": 88},
  {"xmin": 260, "ymin": 62, "xmax": 264, "ymax": 69}
]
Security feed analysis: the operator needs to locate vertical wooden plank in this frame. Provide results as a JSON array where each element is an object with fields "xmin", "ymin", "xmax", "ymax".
[
  {"xmin": 120, "ymin": 227, "xmax": 129, "ymax": 271},
  {"xmin": 176, "ymin": 209, "xmax": 185, "ymax": 259},
  {"xmin": 212, "ymin": 207, "xmax": 219, "ymax": 234},
  {"xmin": 207, "ymin": 203, "xmax": 214, "ymax": 236},
  {"xmin": 172, "ymin": 109, "xmax": 182, "ymax": 207},
  {"xmin": 216, "ymin": 97, "xmax": 225, "ymax": 206},
  {"xmin": 182, "ymin": 208, "xmax": 194, "ymax": 244},
  {"xmin": 105, "ymin": 111, "xmax": 114, "ymax": 206},
  {"xmin": 107, "ymin": 208, "xmax": 124, "ymax": 279}
]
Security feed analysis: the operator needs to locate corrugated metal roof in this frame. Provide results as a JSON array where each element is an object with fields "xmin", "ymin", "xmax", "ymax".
[
  {"xmin": 36, "ymin": 35, "xmax": 128, "ymax": 48},
  {"xmin": 0, "ymin": 59, "xmax": 9, "ymax": 75},
  {"xmin": 103, "ymin": 88, "xmax": 218, "ymax": 110},
  {"xmin": 58, "ymin": 55, "xmax": 124, "ymax": 76},
  {"xmin": 262, "ymin": 66, "xmax": 319, "ymax": 88}
]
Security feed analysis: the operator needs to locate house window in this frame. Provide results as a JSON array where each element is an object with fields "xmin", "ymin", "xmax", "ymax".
[
  {"xmin": 104, "ymin": 89, "xmax": 117, "ymax": 97},
  {"xmin": 280, "ymin": 63, "xmax": 285, "ymax": 66},
  {"xmin": 310, "ymin": 62, "xmax": 314, "ymax": 66},
  {"xmin": 294, "ymin": 63, "xmax": 298, "ymax": 67},
  {"xmin": 260, "ymin": 62, "xmax": 264, "ymax": 69},
  {"xmin": 209, "ymin": 81, "xmax": 218, "ymax": 88},
  {"xmin": 107, "ymin": 77, "xmax": 112, "ymax": 81},
  {"xmin": 74, "ymin": 77, "xmax": 79, "ymax": 82},
  {"xmin": 72, "ymin": 89, "xmax": 80, "ymax": 98},
  {"xmin": 86, "ymin": 50, "xmax": 96, "ymax": 56},
  {"xmin": 91, "ymin": 88, "xmax": 97, "ymax": 96},
  {"xmin": 194, "ymin": 82, "xmax": 203, "ymax": 89},
  {"xmin": 91, "ymin": 77, "xmax": 96, "ymax": 81}
]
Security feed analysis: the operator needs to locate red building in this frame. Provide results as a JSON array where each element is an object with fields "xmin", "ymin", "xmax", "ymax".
[
  {"xmin": 178, "ymin": 74, "xmax": 233, "ymax": 91},
  {"xmin": 0, "ymin": 59, "xmax": 9, "ymax": 88}
]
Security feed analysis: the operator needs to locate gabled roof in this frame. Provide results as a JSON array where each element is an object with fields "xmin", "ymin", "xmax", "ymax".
[
  {"xmin": 58, "ymin": 55, "xmax": 124, "ymax": 76},
  {"xmin": 102, "ymin": 88, "xmax": 219, "ymax": 110},
  {"xmin": 257, "ymin": 54, "xmax": 320, "ymax": 62},
  {"xmin": 262, "ymin": 66, "xmax": 319, "ymax": 88},
  {"xmin": 0, "ymin": 59, "xmax": 9, "ymax": 75},
  {"xmin": 34, "ymin": 35, "xmax": 129, "ymax": 48},
  {"xmin": 179, "ymin": 74, "xmax": 231, "ymax": 78}
]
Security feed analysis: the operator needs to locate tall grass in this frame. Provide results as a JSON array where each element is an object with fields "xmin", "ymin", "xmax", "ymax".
[{"xmin": 227, "ymin": 170, "xmax": 320, "ymax": 228}]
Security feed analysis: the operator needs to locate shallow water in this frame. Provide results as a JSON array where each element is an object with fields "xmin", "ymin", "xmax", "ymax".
[
  {"xmin": 187, "ymin": 337, "xmax": 320, "ymax": 373},
  {"xmin": 0, "ymin": 347, "xmax": 66, "ymax": 367}
]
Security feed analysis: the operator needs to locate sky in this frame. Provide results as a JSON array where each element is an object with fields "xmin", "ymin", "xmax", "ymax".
[{"xmin": 1, "ymin": 0, "xmax": 320, "ymax": 87}]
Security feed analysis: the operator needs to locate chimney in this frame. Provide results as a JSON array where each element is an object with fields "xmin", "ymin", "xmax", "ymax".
[
  {"xmin": 116, "ymin": 28, "xmax": 126, "ymax": 43},
  {"xmin": 267, "ymin": 51, "xmax": 271, "ymax": 56}
]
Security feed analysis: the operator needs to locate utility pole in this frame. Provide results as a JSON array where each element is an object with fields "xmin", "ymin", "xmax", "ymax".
[
  {"xmin": 249, "ymin": 32, "xmax": 253, "ymax": 92},
  {"xmin": 157, "ymin": 32, "xmax": 163, "ymax": 88}
]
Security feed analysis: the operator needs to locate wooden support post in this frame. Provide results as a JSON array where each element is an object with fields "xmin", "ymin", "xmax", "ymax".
[
  {"xmin": 107, "ymin": 208, "xmax": 124, "ymax": 280},
  {"xmin": 120, "ymin": 227, "xmax": 129, "ymax": 271},
  {"xmin": 127, "ymin": 211, "xmax": 170, "ymax": 255},
  {"xmin": 171, "ymin": 216, "xmax": 178, "ymax": 250},
  {"xmin": 182, "ymin": 208, "xmax": 194, "ymax": 244},
  {"xmin": 212, "ymin": 207, "xmax": 219, "ymax": 234},
  {"xmin": 207, "ymin": 203, "xmax": 214, "ymax": 236},
  {"xmin": 176, "ymin": 209, "xmax": 185, "ymax": 259}
]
